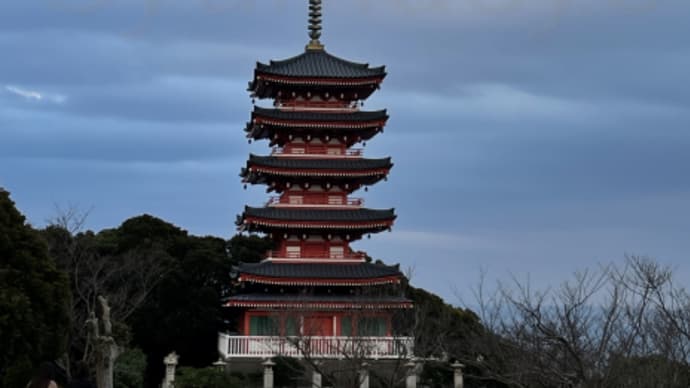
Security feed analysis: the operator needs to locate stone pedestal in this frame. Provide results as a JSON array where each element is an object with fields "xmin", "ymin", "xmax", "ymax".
[
  {"xmin": 162, "ymin": 352, "xmax": 179, "ymax": 388},
  {"xmin": 263, "ymin": 359, "xmax": 275, "ymax": 388},
  {"xmin": 312, "ymin": 363, "xmax": 322, "ymax": 388},
  {"xmin": 405, "ymin": 360, "xmax": 417, "ymax": 388},
  {"xmin": 450, "ymin": 361, "xmax": 465, "ymax": 388},
  {"xmin": 212, "ymin": 358, "xmax": 227, "ymax": 372},
  {"xmin": 451, "ymin": 362, "xmax": 465, "ymax": 388},
  {"xmin": 359, "ymin": 362, "xmax": 369, "ymax": 388},
  {"xmin": 312, "ymin": 371, "xmax": 322, "ymax": 388}
]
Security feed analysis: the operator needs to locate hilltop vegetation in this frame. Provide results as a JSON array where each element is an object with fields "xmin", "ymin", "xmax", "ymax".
[{"xmin": 1, "ymin": 188, "xmax": 689, "ymax": 388}]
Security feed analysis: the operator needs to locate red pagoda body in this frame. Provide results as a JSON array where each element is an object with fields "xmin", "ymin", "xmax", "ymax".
[{"xmin": 219, "ymin": 1, "xmax": 413, "ymax": 360}]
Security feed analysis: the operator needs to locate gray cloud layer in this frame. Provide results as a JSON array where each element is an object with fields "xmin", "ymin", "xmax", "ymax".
[{"xmin": 1, "ymin": 0, "xmax": 689, "ymax": 300}]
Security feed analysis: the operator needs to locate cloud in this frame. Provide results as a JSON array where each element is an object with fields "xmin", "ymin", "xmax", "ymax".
[
  {"xmin": 1, "ymin": 0, "xmax": 689, "ymax": 302},
  {"xmin": 5, "ymin": 85, "xmax": 42, "ymax": 100},
  {"xmin": 0, "ymin": 107, "xmax": 246, "ymax": 163},
  {"xmin": 5, "ymin": 85, "xmax": 66, "ymax": 104}
]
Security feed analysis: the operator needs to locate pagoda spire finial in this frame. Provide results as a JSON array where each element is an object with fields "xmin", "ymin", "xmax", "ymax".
[{"xmin": 306, "ymin": 0, "xmax": 324, "ymax": 51}]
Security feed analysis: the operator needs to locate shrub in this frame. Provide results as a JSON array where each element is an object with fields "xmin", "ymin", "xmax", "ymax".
[
  {"xmin": 114, "ymin": 348, "xmax": 146, "ymax": 388},
  {"xmin": 175, "ymin": 367, "xmax": 242, "ymax": 388}
]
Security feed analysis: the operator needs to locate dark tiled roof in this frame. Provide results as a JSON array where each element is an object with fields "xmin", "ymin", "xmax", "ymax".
[
  {"xmin": 237, "ymin": 261, "xmax": 402, "ymax": 279},
  {"xmin": 256, "ymin": 50, "xmax": 386, "ymax": 79},
  {"xmin": 227, "ymin": 293, "xmax": 410, "ymax": 304},
  {"xmin": 246, "ymin": 155, "xmax": 392, "ymax": 171},
  {"xmin": 242, "ymin": 206, "xmax": 395, "ymax": 223},
  {"xmin": 252, "ymin": 107, "xmax": 388, "ymax": 123}
]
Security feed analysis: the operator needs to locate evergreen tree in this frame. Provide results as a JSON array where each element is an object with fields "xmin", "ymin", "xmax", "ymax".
[{"xmin": 0, "ymin": 189, "xmax": 71, "ymax": 388}]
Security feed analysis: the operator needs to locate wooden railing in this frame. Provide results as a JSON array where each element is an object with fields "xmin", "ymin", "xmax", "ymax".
[
  {"xmin": 276, "ymin": 102, "xmax": 357, "ymax": 111},
  {"xmin": 266, "ymin": 196, "xmax": 363, "ymax": 207},
  {"xmin": 218, "ymin": 334, "xmax": 414, "ymax": 359},
  {"xmin": 265, "ymin": 250, "xmax": 366, "ymax": 260},
  {"xmin": 271, "ymin": 146, "xmax": 363, "ymax": 157}
]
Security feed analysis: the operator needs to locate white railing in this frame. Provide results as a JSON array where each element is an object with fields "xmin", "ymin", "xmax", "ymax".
[
  {"xmin": 266, "ymin": 196, "xmax": 364, "ymax": 208},
  {"xmin": 265, "ymin": 250, "xmax": 366, "ymax": 261},
  {"xmin": 271, "ymin": 147, "xmax": 364, "ymax": 157},
  {"xmin": 218, "ymin": 334, "xmax": 414, "ymax": 360}
]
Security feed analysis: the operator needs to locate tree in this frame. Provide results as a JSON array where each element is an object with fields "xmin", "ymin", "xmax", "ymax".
[
  {"xmin": 0, "ymin": 189, "xmax": 71, "ymax": 388},
  {"xmin": 225, "ymin": 234, "xmax": 273, "ymax": 265},
  {"xmin": 131, "ymin": 233, "xmax": 231, "ymax": 387},
  {"xmin": 454, "ymin": 256, "xmax": 690, "ymax": 388},
  {"xmin": 41, "ymin": 212, "xmax": 175, "ymax": 385},
  {"xmin": 43, "ymin": 214, "xmax": 273, "ymax": 388}
]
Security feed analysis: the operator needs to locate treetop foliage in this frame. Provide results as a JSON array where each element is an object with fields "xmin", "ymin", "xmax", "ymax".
[{"xmin": 0, "ymin": 189, "xmax": 71, "ymax": 388}]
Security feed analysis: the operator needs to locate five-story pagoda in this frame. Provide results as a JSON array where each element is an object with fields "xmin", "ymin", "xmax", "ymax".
[{"xmin": 219, "ymin": 0, "xmax": 413, "ymax": 360}]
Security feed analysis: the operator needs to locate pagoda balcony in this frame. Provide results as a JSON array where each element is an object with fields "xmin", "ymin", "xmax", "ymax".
[
  {"xmin": 276, "ymin": 102, "xmax": 359, "ymax": 111},
  {"xmin": 218, "ymin": 334, "xmax": 414, "ymax": 360},
  {"xmin": 271, "ymin": 146, "xmax": 364, "ymax": 158},
  {"xmin": 265, "ymin": 250, "xmax": 366, "ymax": 261},
  {"xmin": 266, "ymin": 196, "xmax": 364, "ymax": 208}
]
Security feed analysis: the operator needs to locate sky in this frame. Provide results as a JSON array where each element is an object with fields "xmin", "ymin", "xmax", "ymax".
[{"xmin": 1, "ymin": 0, "xmax": 689, "ymax": 303}]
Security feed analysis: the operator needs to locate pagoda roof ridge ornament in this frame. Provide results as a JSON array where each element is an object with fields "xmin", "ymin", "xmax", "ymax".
[{"xmin": 306, "ymin": 0, "xmax": 324, "ymax": 51}]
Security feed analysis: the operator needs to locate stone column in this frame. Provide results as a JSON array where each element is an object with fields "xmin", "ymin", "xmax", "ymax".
[
  {"xmin": 311, "ymin": 361, "xmax": 323, "ymax": 388},
  {"xmin": 212, "ymin": 358, "xmax": 227, "ymax": 372},
  {"xmin": 405, "ymin": 360, "xmax": 417, "ymax": 388},
  {"xmin": 312, "ymin": 370, "xmax": 322, "ymax": 388},
  {"xmin": 451, "ymin": 362, "xmax": 465, "ymax": 388},
  {"xmin": 263, "ymin": 359, "xmax": 275, "ymax": 388},
  {"xmin": 358, "ymin": 362, "xmax": 369, "ymax": 388},
  {"xmin": 162, "ymin": 352, "xmax": 179, "ymax": 388}
]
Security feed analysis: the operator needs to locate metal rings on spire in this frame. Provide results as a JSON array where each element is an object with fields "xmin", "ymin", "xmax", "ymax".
[{"xmin": 307, "ymin": 0, "xmax": 324, "ymax": 50}]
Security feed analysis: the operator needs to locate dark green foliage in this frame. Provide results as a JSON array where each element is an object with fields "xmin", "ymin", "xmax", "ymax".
[
  {"xmin": 419, "ymin": 361, "xmax": 452, "ymax": 388},
  {"xmin": 114, "ymin": 348, "xmax": 147, "ymax": 388},
  {"xmin": 127, "ymin": 217, "xmax": 233, "ymax": 386},
  {"xmin": 407, "ymin": 286, "xmax": 484, "ymax": 356},
  {"xmin": 40, "ymin": 214, "xmax": 183, "ymax": 379},
  {"xmin": 0, "ymin": 189, "xmax": 71, "ymax": 388},
  {"xmin": 174, "ymin": 367, "xmax": 243, "ymax": 388},
  {"xmin": 226, "ymin": 234, "xmax": 274, "ymax": 264},
  {"xmin": 115, "ymin": 215, "xmax": 190, "ymax": 258},
  {"xmin": 39, "ymin": 211, "xmax": 273, "ymax": 388},
  {"xmin": 40, "ymin": 214, "xmax": 224, "ymax": 387},
  {"xmin": 273, "ymin": 357, "xmax": 306, "ymax": 387}
]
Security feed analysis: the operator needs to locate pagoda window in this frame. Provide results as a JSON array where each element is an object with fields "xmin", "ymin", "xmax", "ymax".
[
  {"xmin": 289, "ymin": 147, "xmax": 305, "ymax": 154},
  {"xmin": 327, "ymin": 147, "xmax": 342, "ymax": 156},
  {"xmin": 249, "ymin": 315, "xmax": 278, "ymax": 336},
  {"xmin": 286, "ymin": 245, "xmax": 301, "ymax": 258},
  {"xmin": 329, "ymin": 246, "xmax": 344, "ymax": 259},
  {"xmin": 285, "ymin": 316, "xmax": 299, "ymax": 336},
  {"xmin": 288, "ymin": 195, "xmax": 303, "ymax": 205},
  {"xmin": 328, "ymin": 195, "xmax": 343, "ymax": 205},
  {"xmin": 340, "ymin": 316, "xmax": 352, "ymax": 336},
  {"xmin": 357, "ymin": 317, "xmax": 387, "ymax": 337}
]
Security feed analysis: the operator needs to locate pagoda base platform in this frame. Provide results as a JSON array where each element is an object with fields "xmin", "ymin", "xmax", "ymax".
[{"xmin": 218, "ymin": 333, "xmax": 413, "ymax": 360}]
